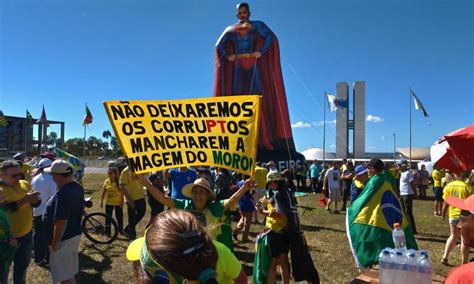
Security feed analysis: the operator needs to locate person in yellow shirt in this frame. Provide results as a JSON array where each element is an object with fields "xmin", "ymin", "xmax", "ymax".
[
  {"xmin": 432, "ymin": 166, "xmax": 445, "ymax": 216},
  {"xmin": 100, "ymin": 167, "xmax": 124, "ymax": 235},
  {"xmin": 120, "ymin": 165, "xmax": 146, "ymax": 240},
  {"xmin": 0, "ymin": 160, "xmax": 40, "ymax": 283},
  {"xmin": 441, "ymin": 171, "xmax": 473, "ymax": 265}
]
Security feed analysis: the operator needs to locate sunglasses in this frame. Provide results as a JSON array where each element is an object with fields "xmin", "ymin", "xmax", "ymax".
[{"xmin": 9, "ymin": 173, "xmax": 23, "ymax": 179}]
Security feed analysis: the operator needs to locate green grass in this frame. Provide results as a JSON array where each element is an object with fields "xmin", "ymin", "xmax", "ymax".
[{"xmin": 26, "ymin": 173, "xmax": 472, "ymax": 283}]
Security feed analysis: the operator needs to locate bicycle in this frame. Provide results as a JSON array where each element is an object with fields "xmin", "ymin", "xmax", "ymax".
[{"xmin": 82, "ymin": 197, "xmax": 119, "ymax": 244}]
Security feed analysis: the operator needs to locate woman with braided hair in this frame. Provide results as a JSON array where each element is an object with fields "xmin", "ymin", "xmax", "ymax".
[{"xmin": 126, "ymin": 209, "xmax": 246, "ymax": 283}]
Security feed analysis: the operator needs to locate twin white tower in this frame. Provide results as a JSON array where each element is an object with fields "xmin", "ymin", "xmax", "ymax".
[{"xmin": 335, "ymin": 81, "xmax": 366, "ymax": 159}]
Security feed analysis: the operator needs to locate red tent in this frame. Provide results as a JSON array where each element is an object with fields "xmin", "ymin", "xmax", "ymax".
[{"xmin": 431, "ymin": 124, "xmax": 474, "ymax": 173}]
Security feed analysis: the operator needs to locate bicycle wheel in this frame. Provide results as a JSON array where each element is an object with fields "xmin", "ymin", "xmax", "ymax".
[{"xmin": 82, "ymin": 212, "xmax": 119, "ymax": 244}]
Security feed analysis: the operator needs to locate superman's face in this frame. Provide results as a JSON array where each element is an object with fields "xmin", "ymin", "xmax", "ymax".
[{"xmin": 236, "ymin": 7, "xmax": 249, "ymax": 23}]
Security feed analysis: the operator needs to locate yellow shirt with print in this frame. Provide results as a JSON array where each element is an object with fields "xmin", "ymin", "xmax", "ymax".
[
  {"xmin": 103, "ymin": 178, "xmax": 124, "ymax": 206},
  {"xmin": 2, "ymin": 180, "xmax": 33, "ymax": 237},
  {"xmin": 432, "ymin": 169, "xmax": 444, "ymax": 187},
  {"xmin": 442, "ymin": 180, "xmax": 472, "ymax": 220},
  {"xmin": 120, "ymin": 167, "xmax": 145, "ymax": 201}
]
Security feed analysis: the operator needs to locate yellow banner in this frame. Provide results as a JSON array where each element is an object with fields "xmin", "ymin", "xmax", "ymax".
[{"xmin": 103, "ymin": 96, "xmax": 261, "ymax": 175}]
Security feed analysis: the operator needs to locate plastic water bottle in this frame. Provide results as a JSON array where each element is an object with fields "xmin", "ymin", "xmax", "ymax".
[
  {"xmin": 392, "ymin": 223, "xmax": 406, "ymax": 250},
  {"xmin": 405, "ymin": 252, "xmax": 418, "ymax": 284},
  {"xmin": 379, "ymin": 249, "xmax": 393, "ymax": 284},
  {"xmin": 391, "ymin": 250, "xmax": 407, "ymax": 284},
  {"xmin": 417, "ymin": 252, "xmax": 432, "ymax": 284}
]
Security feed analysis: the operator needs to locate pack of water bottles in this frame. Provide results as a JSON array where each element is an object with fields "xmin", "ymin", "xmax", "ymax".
[
  {"xmin": 379, "ymin": 248, "xmax": 432, "ymax": 284},
  {"xmin": 378, "ymin": 222, "xmax": 432, "ymax": 283}
]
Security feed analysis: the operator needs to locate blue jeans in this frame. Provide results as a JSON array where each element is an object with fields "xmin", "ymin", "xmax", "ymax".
[{"xmin": 2, "ymin": 231, "xmax": 32, "ymax": 284}]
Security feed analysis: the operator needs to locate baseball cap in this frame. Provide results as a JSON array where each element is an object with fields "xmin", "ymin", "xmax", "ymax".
[
  {"xmin": 44, "ymin": 160, "xmax": 73, "ymax": 174},
  {"xmin": 445, "ymin": 195, "xmax": 474, "ymax": 214},
  {"xmin": 37, "ymin": 158, "xmax": 52, "ymax": 169},
  {"xmin": 355, "ymin": 165, "xmax": 368, "ymax": 176}
]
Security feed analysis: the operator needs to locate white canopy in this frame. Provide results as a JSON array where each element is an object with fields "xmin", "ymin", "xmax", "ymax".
[{"xmin": 301, "ymin": 148, "xmax": 336, "ymax": 161}]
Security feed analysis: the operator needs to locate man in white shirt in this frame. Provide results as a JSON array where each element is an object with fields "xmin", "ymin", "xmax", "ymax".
[
  {"xmin": 323, "ymin": 161, "xmax": 341, "ymax": 213},
  {"xmin": 31, "ymin": 158, "xmax": 57, "ymax": 265},
  {"xmin": 398, "ymin": 160, "xmax": 418, "ymax": 234}
]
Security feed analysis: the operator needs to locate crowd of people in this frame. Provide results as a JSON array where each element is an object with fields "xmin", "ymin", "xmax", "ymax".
[{"xmin": 0, "ymin": 151, "xmax": 473, "ymax": 283}]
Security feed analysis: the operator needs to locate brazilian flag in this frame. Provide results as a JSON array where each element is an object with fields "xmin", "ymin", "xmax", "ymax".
[
  {"xmin": 346, "ymin": 173, "xmax": 418, "ymax": 269},
  {"xmin": 53, "ymin": 148, "xmax": 83, "ymax": 171}
]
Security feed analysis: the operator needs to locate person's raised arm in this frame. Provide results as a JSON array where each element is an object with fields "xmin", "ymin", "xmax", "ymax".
[
  {"xmin": 223, "ymin": 178, "xmax": 255, "ymax": 211},
  {"xmin": 138, "ymin": 175, "xmax": 176, "ymax": 209}
]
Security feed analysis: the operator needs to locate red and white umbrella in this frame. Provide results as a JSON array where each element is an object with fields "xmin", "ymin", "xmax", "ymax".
[{"xmin": 430, "ymin": 124, "xmax": 474, "ymax": 173}]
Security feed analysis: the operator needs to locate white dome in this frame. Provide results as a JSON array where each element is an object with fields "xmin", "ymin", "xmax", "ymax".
[{"xmin": 301, "ymin": 148, "xmax": 336, "ymax": 161}]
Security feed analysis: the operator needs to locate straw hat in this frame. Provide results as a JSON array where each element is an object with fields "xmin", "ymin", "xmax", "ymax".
[{"xmin": 182, "ymin": 178, "xmax": 215, "ymax": 200}]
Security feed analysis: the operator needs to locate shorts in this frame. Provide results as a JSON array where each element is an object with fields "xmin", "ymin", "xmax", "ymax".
[
  {"xmin": 50, "ymin": 235, "xmax": 81, "ymax": 283},
  {"xmin": 329, "ymin": 187, "xmax": 341, "ymax": 201},
  {"xmin": 433, "ymin": 186, "xmax": 443, "ymax": 201},
  {"xmin": 449, "ymin": 218, "xmax": 460, "ymax": 226},
  {"xmin": 267, "ymin": 230, "xmax": 290, "ymax": 258}
]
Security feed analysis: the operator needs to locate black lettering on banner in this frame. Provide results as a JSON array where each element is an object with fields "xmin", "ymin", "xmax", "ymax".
[
  {"xmin": 147, "ymin": 104, "xmax": 160, "ymax": 117},
  {"xmin": 130, "ymin": 137, "xmax": 143, "ymax": 153},
  {"xmin": 171, "ymin": 103, "xmax": 185, "ymax": 117},
  {"xmin": 186, "ymin": 151, "xmax": 197, "ymax": 163},
  {"xmin": 238, "ymin": 121, "xmax": 249, "ymax": 135},
  {"xmin": 158, "ymin": 104, "xmax": 170, "ymax": 117},
  {"xmin": 207, "ymin": 102, "xmax": 218, "ymax": 117},
  {"xmin": 123, "ymin": 105, "xmax": 145, "ymax": 118},
  {"xmin": 195, "ymin": 103, "xmax": 206, "ymax": 117},
  {"xmin": 227, "ymin": 121, "xmax": 238, "ymax": 134},
  {"xmin": 133, "ymin": 121, "xmax": 146, "ymax": 135},
  {"xmin": 229, "ymin": 102, "xmax": 241, "ymax": 117},
  {"xmin": 111, "ymin": 105, "xmax": 125, "ymax": 120},
  {"xmin": 122, "ymin": 122, "xmax": 134, "ymax": 136},
  {"xmin": 172, "ymin": 120, "xmax": 184, "ymax": 133},
  {"xmin": 236, "ymin": 137, "xmax": 245, "ymax": 152},
  {"xmin": 217, "ymin": 101, "xmax": 229, "ymax": 117},
  {"xmin": 128, "ymin": 152, "xmax": 184, "ymax": 172},
  {"xmin": 151, "ymin": 120, "xmax": 163, "ymax": 133},
  {"xmin": 219, "ymin": 136, "xmax": 230, "ymax": 150},
  {"xmin": 185, "ymin": 104, "xmax": 197, "ymax": 117},
  {"xmin": 241, "ymin": 101, "xmax": 254, "ymax": 117}
]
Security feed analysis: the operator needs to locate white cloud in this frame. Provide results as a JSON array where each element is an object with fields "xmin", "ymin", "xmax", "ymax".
[
  {"xmin": 367, "ymin": 146, "xmax": 377, "ymax": 150},
  {"xmin": 366, "ymin": 115, "xmax": 384, "ymax": 123},
  {"xmin": 291, "ymin": 121, "xmax": 311, "ymax": 128},
  {"xmin": 381, "ymin": 136, "xmax": 386, "ymax": 141},
  {"xmin": 330, "ymin": 144, "xmax": 336, "ymax": 149},
  {"xmin": 311, "ymin": 119, "xmax": 336, "ymax": 127}
]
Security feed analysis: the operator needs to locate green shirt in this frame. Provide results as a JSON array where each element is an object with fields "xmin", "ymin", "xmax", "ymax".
[{"xmin": 174, "ymin": 199, "xmax": 233, "ymax": 251}]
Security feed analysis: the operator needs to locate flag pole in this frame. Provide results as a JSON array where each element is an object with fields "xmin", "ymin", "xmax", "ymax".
[
  {"xmin": 409, "ymin": 87, "xmax": 412, "ymax": 165},
  {"xmin": 323, "ymin": 91, "xmax": 326, "ymax": 163},
  {"xmin": 24, "ymin": 110, "xmax": 28, "ymax": 153},
  {"xmin": 83, "ymin": 104, "xmax": 87, "ymax": 160}
]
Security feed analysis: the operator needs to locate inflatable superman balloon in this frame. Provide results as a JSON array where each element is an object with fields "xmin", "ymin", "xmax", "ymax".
[{"xmin": 214, "ymin": 3, "xmax": 304, "ymax": 166}]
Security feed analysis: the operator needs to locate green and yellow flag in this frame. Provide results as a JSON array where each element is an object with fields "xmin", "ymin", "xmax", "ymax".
[{"xmin": 346, "ymin": 173, "xmax": 418, "ymax": 269}]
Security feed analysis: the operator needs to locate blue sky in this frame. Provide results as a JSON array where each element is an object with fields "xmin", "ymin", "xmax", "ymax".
[{"xmin": 1, "ymin": 0, "xmax": 473, "ymax": 153}]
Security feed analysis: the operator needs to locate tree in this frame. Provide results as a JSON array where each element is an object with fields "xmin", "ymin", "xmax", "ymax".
[
  {"xmin": 45, "ymin": 131, "xmax": 58, "ymax": 147},
  {"xmin": 102, "ymin": 130, "xmax": 112, "ymax": 149}
]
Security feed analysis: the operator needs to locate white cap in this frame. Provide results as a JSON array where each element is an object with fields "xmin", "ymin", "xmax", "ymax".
[
  {"xmin": 37, "ymin": 158, "xmax": 53, "ymax": 169},
  {"xmin": 44, "ymin": 160, "xmax": 73, "ymax": 174}
]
